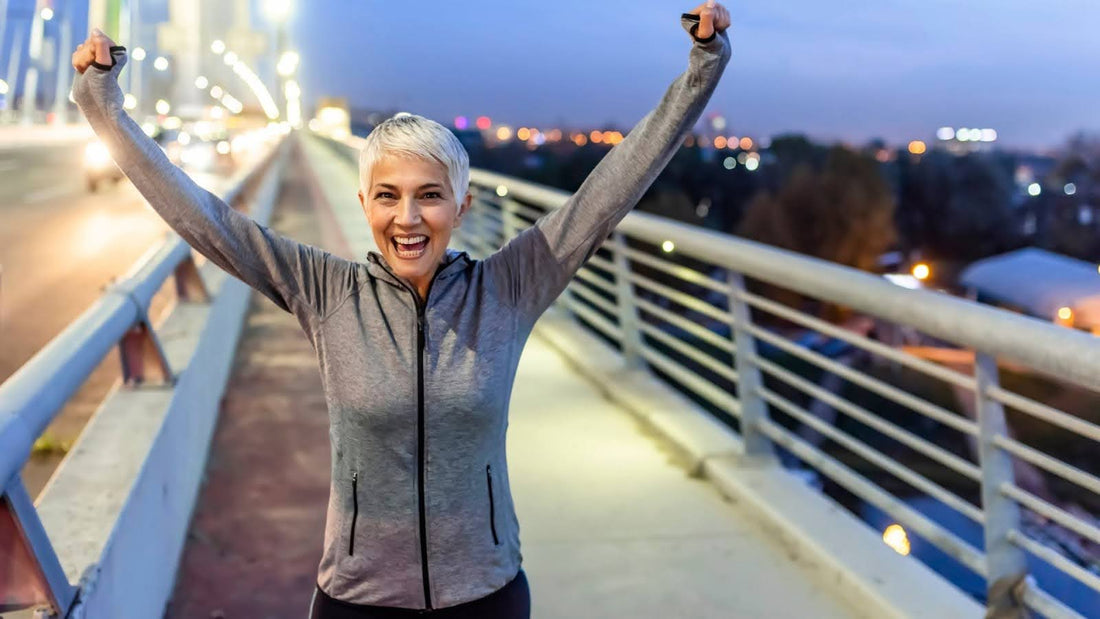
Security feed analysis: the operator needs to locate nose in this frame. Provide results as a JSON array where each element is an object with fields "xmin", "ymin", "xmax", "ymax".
[{"xmin": 394, "ymin": 196, "xmax": 422, "ymax": 227}]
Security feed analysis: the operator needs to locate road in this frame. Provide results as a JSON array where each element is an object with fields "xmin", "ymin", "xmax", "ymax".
[{"xmin": 0, "ymin": 140, "xmax": 225, "ymax": 498}]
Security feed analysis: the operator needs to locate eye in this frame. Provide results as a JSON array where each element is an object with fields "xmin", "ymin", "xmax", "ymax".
[
  {"xmin": 423, "ymin": 191, "xmax": 443, "ymax": 199},
  {"xmin": 375, "ymin": 191, "xmax": 396, "ymax": 199}
]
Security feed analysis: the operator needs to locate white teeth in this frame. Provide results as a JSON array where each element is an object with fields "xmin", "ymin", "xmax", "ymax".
[{"xmin": 394, "ymin": 235, "xmax": 427, "ymax": 245}]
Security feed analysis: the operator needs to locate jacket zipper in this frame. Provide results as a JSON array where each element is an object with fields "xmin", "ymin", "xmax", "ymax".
[
  {"xmin": 416, "ymin": 295, "xmax": 434, "ymax": 610},
  {"xmin": 348, "ymin": 471, "xmax": 359, "ymax": 556},
  {"xmin": 382, "ymin": 262, "xmax": 448, "ymax": 611},
  {"xmin": 486, "ymin": 464, "xmax": 500, "ymax": 545}
]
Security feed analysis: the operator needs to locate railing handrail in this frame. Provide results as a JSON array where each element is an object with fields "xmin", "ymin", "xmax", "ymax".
[
  {"xmin": 0, "ymin": 138, "xmax": 284, "ymax": 492},
  {"xmin": 469, "ymin": 168, "xmax": 1100, "ymax": 394}
]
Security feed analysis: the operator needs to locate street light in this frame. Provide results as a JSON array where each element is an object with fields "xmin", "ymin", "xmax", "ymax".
[
  {"xmin": 195, "ymin": 76, "xmax": 209, "ymax": 89},
  {"xmin": 211, "ymin": 40, "xmax": 226, "ymax": 55},
  {"xmin": 912, "ymin": 262, "xmax": 931, "ymax": 281},
  {"xmin": 263, "ymin": 0, "xmax": 293, "ymax": 22},
  {"xmin": 132, "ymin": 47, "xmax": 147, "ymax": 61},
  {"xmin": 155, "ymin": 99, "xmax": 171, "ymax": 115},
  {"xmin": 277, "ymin": 51, "xmax": 300, "ymax": 77},
  {"xmin": 153, "ymin": 56, "xmax": 169, "ymax": 72},
  {"xmin": 40, "ymin": 7, "xmax": 54, "ymax": 21}
]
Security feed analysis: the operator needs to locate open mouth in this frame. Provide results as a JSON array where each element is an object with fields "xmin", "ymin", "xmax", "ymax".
[{"xmin": 391, "ymin": 234, "xmax": 430, "ymax": 259}]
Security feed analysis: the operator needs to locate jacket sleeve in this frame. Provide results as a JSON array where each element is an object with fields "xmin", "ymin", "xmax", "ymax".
[
  {"xmin": 71, "ymin": 46, "xmax": 359, "ymax": 321},
  {"xmin": 483, "ymin": 15, "xmax": 731, "ymax": 326}
]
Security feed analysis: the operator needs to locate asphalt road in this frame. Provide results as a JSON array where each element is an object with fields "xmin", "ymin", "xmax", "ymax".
[{"xmin": 0, "ymin": 140, "xmax": 224, "ymax": 497}]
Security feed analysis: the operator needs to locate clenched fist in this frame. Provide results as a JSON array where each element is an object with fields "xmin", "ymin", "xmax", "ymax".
[
  {"xmin": 687, "ymin": 1, "xmax": 731, "ymax": 40},
  {"xmin": 72, "ymin": 28, "xmax": 117, "ymax": 74}
]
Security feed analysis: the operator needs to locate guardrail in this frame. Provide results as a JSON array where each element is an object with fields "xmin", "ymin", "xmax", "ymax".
[
  {"xmin": 0, "ymin": 131, "xmax": 288, "ymax": 617},
  {"xmin": 448, "ymin": 169, "xmax": 1098, "ymax": 617},
  {"xmin": 319, "ymin": 133, "xmax": 1099, "ymax": 616}
]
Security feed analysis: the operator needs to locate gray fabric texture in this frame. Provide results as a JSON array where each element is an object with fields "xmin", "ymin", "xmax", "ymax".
[{"xmin": 72, "ymin": 16, "xmax": 729, "ymax": 610}]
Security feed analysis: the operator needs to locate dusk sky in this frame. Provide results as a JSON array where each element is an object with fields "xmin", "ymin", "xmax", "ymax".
[{"xmin": 289, "ymin": 0, "xmax": 1100, "ymax": 150}]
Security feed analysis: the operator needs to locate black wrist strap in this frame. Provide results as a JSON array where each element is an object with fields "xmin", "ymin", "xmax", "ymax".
[
  {"xmin": 90, "ymin": 46, "xmax": 126, "ymax": 71},
  {"xmin": 681, "ymin": 12, "xmax": 717, "ymax": 43}
]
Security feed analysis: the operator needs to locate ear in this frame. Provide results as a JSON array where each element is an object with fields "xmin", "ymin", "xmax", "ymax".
[
  {"xmin": 453, "ymin": 192, "xmax": 473, "ymax": 229},
  {"xmin": 358, "ymin": 190, "xmax": 371, "ymax": 223}
]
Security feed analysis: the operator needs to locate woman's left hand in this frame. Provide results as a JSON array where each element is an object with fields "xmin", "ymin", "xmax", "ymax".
[{"xmin": 687, "ymin": 1, "xmax": 731, "ymax": 40}]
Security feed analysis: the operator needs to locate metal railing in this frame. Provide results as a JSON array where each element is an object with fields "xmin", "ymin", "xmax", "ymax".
[
  {"xmin": 0, "ymin": 133, "xmax": 287, "ymax": 617},
  {"xmin": 449, "ymin": 167, "xmax": 1100, "ymax": 618}
]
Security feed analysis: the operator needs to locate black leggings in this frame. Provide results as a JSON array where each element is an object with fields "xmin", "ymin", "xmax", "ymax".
[{"xmin": 309, "ymin": 570, "xmax": 530, "ymax": 618}]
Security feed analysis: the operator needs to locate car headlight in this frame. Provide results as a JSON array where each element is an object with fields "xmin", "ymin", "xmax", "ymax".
[{"xmin": 84, "ymin": 141, "xmax": 111, "ymax": 169}]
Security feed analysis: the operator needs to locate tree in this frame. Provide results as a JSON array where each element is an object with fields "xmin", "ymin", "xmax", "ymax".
[
  {"xmin": 737, "ymin": 146, "xmax": 896, "ymax": 273},
  {"xmin": 895, "ymin": 151, "xmax": 1020, "ymax": 262}
]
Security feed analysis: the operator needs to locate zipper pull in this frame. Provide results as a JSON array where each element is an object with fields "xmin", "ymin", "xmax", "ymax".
[{"xmin": 353, "ymin": 471, "xmax": 358, "ymax": 484}]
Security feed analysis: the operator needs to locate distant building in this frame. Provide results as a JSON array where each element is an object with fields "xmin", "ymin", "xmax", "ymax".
[
  {"xmin": 959, "ymin": 248, "xmax": 1100, "ymax": 333},
  {"xmin": 933, "ymin": 126, "xmax": 998, "ymax": 155}
]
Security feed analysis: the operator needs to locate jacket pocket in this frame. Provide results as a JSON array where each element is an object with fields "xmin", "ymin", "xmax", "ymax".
[
  {"xmin": 348, "ymin": 471, "xmax": 359, "ymax": 556},
  {"xmin": 486, "ymin": 464, "xmax": 500, "ymax": 546}
]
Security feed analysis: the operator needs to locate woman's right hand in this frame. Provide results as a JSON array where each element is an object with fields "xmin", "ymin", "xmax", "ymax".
[
  {"xmin": 686, "ymin": 1, "xmax": 731, "ymax": 40},
  {"xmin": 72, "ymin": 28, "xmax": 116, "ymax": 74}
]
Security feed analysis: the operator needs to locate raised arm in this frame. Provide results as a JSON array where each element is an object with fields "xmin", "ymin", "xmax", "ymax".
[
  {"xmin": 71, "ymin": 31, "xmax": 359, "ymax": 323},
  {"xmin": 485, "ymin": 5, "xmax": 732, "ymax": 325}
]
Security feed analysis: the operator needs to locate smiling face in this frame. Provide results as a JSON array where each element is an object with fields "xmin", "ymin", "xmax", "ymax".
[{"xmin": 358, "ymin": 153, "xmax": 472, "ymax": 300}]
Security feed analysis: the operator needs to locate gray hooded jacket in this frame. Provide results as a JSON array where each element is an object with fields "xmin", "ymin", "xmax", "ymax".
[{"xmin": 72, "ymin": 15, "xmax": 729, "ymax": 610}]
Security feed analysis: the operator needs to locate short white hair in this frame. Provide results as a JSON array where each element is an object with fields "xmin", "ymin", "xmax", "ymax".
[{"xmin": 358, "ymin": 113, "xmax": 470, "ymax": 211}]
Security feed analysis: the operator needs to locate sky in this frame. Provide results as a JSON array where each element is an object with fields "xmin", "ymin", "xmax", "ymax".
[
  {"xmin": 288, "ymin": 0, "xmax": 1100, "ymax": 151},
  {"xmin": 1, "ymin": 0, "xmax": 1096, "ymax": 150}
]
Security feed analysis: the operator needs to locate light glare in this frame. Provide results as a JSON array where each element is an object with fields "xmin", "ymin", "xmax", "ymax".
[
  {"xmin": 882, "ymin": 524, "xmax": 911, "ymax": 556},
  {"xmin": 912, "ymin": 263, "xmax": 931, "ymax": 281}
]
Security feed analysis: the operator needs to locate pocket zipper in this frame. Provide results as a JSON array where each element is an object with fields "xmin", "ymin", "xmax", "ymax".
[
  {"xmin": 348, "ymin": 471, "xmax": 359, "ymax": 556},
  {"xmin": 486, "ymin": 464, "xmax": 500, "ymax": 546}
]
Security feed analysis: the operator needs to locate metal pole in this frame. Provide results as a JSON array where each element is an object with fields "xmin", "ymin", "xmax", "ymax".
[
  {"xmin": 974, "ymin": 352, "xmax": 1029, "ymax": 614},
  {"xmin": 0, "ymin": 0, "xmax": 10, "ymax": 66},
  {"xmin": 727, "ymin": 271, "xmax": 774, "ymax": 462},
  {"xmin": 20, "ymin": 2, "xmax": 45, "ymax": 124},
  {"xmin": 126, "ymin": 0, "xmax": 141, "ymax": 115},
  {"xmin": 3, "ymin": 22, "xmax": 24, "ymax": 119},
  {"xmin": 612, "ymin": 232, "xmax": 643, "ymax": 368},
  {"xmin": 51, "ymin": 0, "xmax": 71, "ymax": 124}
]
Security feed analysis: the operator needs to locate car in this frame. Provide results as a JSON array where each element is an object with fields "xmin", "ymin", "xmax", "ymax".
[{"xmin": 83, "ymin": 139, "xmax": 123, "ymax": 192}]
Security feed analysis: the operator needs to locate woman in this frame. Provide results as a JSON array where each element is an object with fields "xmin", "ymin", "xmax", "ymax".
[{"xmin": 71, "ymin": 4, "xmax": 731, "ymax": 617}]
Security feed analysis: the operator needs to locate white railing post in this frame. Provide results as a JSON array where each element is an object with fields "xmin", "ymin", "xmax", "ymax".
[
  {"xmin": 728, "ymin": 271, "xmax": 774, "ymax": 461},
  {"xmin": 501, "ymin": 196, "xmax": 520, "ymax": 243},
  {"xmin": 611, "ymin": 232, "xmax": 643, "ymax": 368},
  {"xmin": 173, "ymin": 254, "xmax": 210, "ymax": 303},
  {"xmin": 974, "ymin": 352, "xmax": 1029, "ymax": 614}
]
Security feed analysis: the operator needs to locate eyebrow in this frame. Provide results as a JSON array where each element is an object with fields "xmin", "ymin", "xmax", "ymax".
[{"xmin": 372, "ymin": 183, "xmax": 445, "ymax": 191}]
